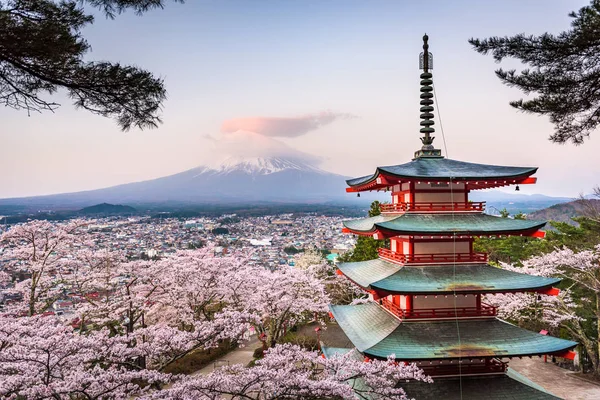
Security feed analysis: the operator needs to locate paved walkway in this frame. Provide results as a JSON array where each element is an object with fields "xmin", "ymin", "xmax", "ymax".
[
  {"xmin": 193, "ymin": 336, "xmax": 261, "ymax": 375},
  {"xmin": 508, "ymin": 357, "xmax": 600, "ymax": 400}
]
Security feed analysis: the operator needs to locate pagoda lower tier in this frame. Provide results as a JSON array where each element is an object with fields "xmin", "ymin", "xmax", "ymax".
[
  {"xmin": 398, "ymin": 372, "xmax": 561, "ymax": 400},
  {"xmin": 343, "ymin": 213, "xmax": 546, "ymax": 238},
  {"xmin": 321, "ymin": 347, "xmax": 561, "ymax": 399},
  {"xmin": 329, "ymin": 302, "xmax": 577, "ymax": 361},
  {"xmin": 337, "ymin": 259, "xmax": 561, "ymax": 295}
]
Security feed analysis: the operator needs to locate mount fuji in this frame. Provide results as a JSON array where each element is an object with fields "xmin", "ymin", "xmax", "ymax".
[{"xmin": 0, "ymin": 156, "xmax": 355, "ymax": 209}]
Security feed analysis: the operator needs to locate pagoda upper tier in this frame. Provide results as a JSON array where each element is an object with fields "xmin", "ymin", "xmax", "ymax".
[
  {"xmin": 346, "ymin": 157, "xmax": 538, "ymax": 192},
  {"xmin": 342, "ymin": 213, "xmax": 546, "ymax": 238},
  {"xmin": 330, "ymin": 302, "xmax": 577, "ymax": 362},
  {"xmin": 337, "ymin": 259, "xmax": 560, "ymax": 295}
]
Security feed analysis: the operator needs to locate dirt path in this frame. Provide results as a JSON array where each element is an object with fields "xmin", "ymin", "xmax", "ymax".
[{"xmin": 192, "ymin": 336, "xmax": 261, "ymax": 375}]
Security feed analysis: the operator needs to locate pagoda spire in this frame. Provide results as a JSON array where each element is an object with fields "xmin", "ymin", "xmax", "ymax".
[{"xmin": 415, "ymin": 34, "xmax": 442, "ymax": 159}]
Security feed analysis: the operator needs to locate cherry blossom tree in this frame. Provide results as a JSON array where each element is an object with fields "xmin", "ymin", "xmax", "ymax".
[
  {"xmin": 0, "ymin": 220, "xmax": 433, "ymax": 398},
  {"xmin": 486, "ymin": 245, "xmax": 600, "ymax": 375},
  {"xmin": 149, "ymin": 249, "xmax": 247, "ymax": 325},
  {"xmin": 0, "ymin": 219, "xmax": 90, "ymax": 316},
  {"xmin": 230, "ymin": 264, "xmax": 330, "ymax": 349},
  {"xmin": 67, "ymin": 247, "xmax": 252, "ymax": 371},
  {"xmin": 296, "ymin": 250, "xmax": 366, "ymax": 305},
  {"xmin": 154, "ymin": 343, "xmax": 431, "ymax": 400},
  {"xmin": 0, "ymin": 315, "xmax": 171, "ymax": 399}
]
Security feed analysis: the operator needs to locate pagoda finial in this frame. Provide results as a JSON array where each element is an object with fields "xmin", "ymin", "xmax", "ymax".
[{"xmin": 415, "ymin": 34, "xmax": 442, "ymax": 159}]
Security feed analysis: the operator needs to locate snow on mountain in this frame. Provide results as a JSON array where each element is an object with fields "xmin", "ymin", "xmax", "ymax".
[{"xmin": 205, "ymin": 156, "xmax": 328, "ymax": 176}]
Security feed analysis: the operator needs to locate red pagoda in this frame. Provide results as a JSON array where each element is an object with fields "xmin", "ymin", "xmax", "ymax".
[{"xmin": 326, "ymin": 35, "xmax": 577, "ymax": 399}]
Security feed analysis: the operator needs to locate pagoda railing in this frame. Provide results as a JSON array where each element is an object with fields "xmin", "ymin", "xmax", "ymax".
[
  {"xmin": 380, "ymin": 298, "xmax": 497, "ymax": 319},
  {"xmin": 421, "ymin": 359, "xmax": 507, "ymax": 376},
  {"xmin": 378, "ymin": 248, "xmax": 488, "ymax": 264},
  {"xmin": 380, "ymin": 201, "xmax": 485, "ymax": 213}
]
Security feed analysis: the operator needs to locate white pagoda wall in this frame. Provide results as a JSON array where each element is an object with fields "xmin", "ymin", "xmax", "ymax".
[
  {"xmin": 414, "ymin": 191, "xmax": 466, "ymax": 203},
  {"xmin": 413, "ymin": 241, "xmax": 470, "ymax": 254},
  {"xmin": 412, "ymin": 294, "xmax": 477, "ymax": 309}
]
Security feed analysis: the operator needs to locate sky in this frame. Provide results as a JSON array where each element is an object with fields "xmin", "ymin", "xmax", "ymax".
[{"xmin": 1, "ymin": 0, "xmax": 597, "ymax": 198}]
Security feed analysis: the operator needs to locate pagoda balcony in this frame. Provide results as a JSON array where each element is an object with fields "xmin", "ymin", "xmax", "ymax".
[
  {"xmin": 378, "ymin": 248, "xmax": 488, "ymax": 264},
  {"xmin": 421, "ymin": 359, "xmax": 507, "ymax": 377},
  {"xmin": 380, "ymin": 201, "xmax": 485, "ymax": 214},
  {"xmin": 380, "ymin": 297, "xmax": 497, "ymax": 320}
]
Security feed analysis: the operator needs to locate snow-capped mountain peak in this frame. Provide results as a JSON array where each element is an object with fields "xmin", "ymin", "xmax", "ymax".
[{"xmin": 206, "ymin": 156, "xmax": 325, "ymax": 176}]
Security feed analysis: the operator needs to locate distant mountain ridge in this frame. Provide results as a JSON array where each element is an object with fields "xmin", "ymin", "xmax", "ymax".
[
  {"xmin": 0, "ymin": 156, "xmax": 355, "ymax": 210},
  {"xmin": 470, "ymin": 191, "xmax": 574, "ymax": 216},
  {"xmin": 528, "ymin": 199, "xmax": 600, "ymax": 225},
  {"xmin": 0, "ymin": 158, "xmax": 582, "ymax": 213}
]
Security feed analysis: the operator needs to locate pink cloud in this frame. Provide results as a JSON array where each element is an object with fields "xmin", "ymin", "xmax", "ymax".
[{"xmin": 220, "ymin": 111, "xmax": 355, "ymax": 138}]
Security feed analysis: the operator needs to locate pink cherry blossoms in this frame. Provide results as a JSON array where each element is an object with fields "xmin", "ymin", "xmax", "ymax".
[
  {"xmin": 153, "ymin": 344, "xmax": 431, "ymax": 400},
  {"xmin": 0, "ymin": 220, "xmax": 429, "ymax": 399}
]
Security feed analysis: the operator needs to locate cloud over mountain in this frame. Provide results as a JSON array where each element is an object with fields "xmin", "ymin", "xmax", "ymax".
[
  {"xmin": 220, "ymin": 111, "xmax": 355, "ymax": 138},
  {"xmin": 204, "ymin": 130, "xmax": 323, "ymax": 166}
]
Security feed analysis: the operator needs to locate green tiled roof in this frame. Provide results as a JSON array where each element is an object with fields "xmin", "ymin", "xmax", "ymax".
[
  {"xmin": 338, "ymin": 259, "xmax": 561, "ymax": 294},
  {"xmin": 329, "ymin": 303, "xmax": 400, "ymax": 352},
  {"xmin": 343, "ymin": 213, "xmax": 546, "ymax": 235},
  {"xmin": 343, "ymin": 214, "xmax": 397, "ymax": 232},
  {"xmin": 347, "ymin": 157, "xmax": 537, "ymax": 187},
  {"xmin": 330, "ymin": 303, "xmax": 577, "ymax": 361},
  {"xmin": 400, "ymin": 374, "xmax": 560, "ymax": 400},
  {"xmin": 338, "ymin": 259, "xmax": 403, "ymax": 288}
]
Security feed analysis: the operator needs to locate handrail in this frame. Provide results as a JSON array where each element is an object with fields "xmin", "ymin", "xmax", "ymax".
[
  {"xmin": 380, "ymin": 297, "xmax": 497, "ymax": 319},
  {"xmin": 380, "ymin": 201, "xmax": 485, "ymax": 213},
  {"xmin": 378, "ymin": 248, "xmax": 488, "ymax": 264}
]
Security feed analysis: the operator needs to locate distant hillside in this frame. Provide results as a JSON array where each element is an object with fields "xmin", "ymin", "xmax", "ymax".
[
  {"xmin": 470, "ymin": 190, "xmax": 572, "ymax": 215},
  {"xmin": 78, "ymin": 203, "xmax": 136, "ymax": 215},
  {"xmin": 528, "ymin": 199, "xmax": 600, "ymax": 225}
]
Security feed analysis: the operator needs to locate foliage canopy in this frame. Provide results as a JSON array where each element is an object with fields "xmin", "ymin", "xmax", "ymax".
[
  {"xmin": 0, "ymin": 0, "xmax": 182, "ymax": 130},
  {"xmin": 470, "ymin": 0, "xmax": 600, "ymax": 144}
]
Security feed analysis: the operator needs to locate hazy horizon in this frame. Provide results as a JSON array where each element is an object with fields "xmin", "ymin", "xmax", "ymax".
[{"xmin": 1, "ymin": 0, "xmax": 598, "ymax": 199}]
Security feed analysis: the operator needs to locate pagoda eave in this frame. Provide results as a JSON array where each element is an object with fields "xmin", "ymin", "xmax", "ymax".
[
  {"xmin": 375, "ymin": 226, "xmax": 545, "ymax": 240},
  {"xmin": 343, "ymin": 213, "xmax": 547, "ymax": 238},
  {"xmin": 346, "ymin": 159, "xmax": 539, "ymax": 192},
  {"xmin": 337, "ymin": 259, "xmax": 562, "ymax": 296},
  {"xmin": 330, "ymin": 303, "xmax": 577, "ymax": 362},
  {"xmin": 346, "ymin": 176, "xmax": 537, "ymax": 193}
]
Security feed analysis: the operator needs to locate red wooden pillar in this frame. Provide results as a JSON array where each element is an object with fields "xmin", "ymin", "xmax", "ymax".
[{"xmin": 476, "ymin": 294, "xmax": 481, "ymax": 310}]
